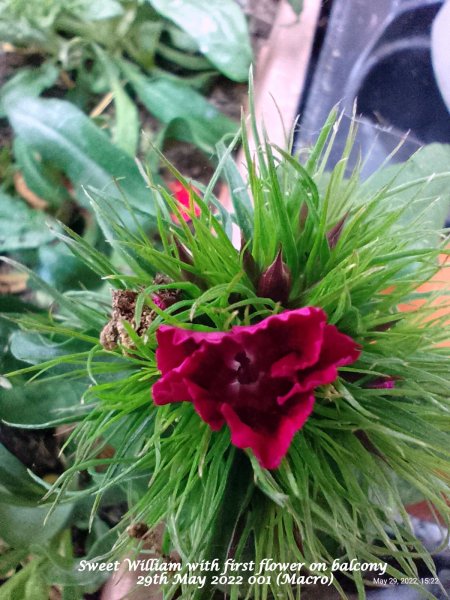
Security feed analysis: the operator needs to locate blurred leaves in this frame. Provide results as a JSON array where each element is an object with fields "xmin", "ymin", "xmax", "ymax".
[
  {"xmin": 4, "ymin": 96, "xmax": 156, "ymax": 220},
  {"xmin": 0, "ymin": 63, "xmax": 59, "ymax": 118},
  {"xmin": 147, "ymin": 0, "xmax": 252, "ymax": 81},
  {"xmin": 362, "ymin": 143, "xmax": 450, "ymax": 231},
  {"xmin": 0, "ymin": 192, "xmax": 56, "ymax": 251},
  {"xmin": 122, "ymin": 61, "xmax": 237, "ymax": 152},
  {"xmin": 287, "ymin": 0, "xmax": 304, "ymax": 16}
]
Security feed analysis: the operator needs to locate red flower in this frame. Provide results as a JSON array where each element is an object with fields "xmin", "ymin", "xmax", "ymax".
[
  {"xmin": 168, "ymin": 181, "xmax": 201, "ymax": 224},
  {"xmin": 153, "ymin": 308, "xmax": 360, "ymax": 469}
]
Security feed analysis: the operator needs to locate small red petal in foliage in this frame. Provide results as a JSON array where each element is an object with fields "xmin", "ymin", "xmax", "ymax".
[
  {"xmin": 367, "ymin": 377, "xmax": 396, "ymax": 389},
  {"xmin": 151, "ymin": 294, "xmax": 167, "ymax": 310},
  {"xmin": 153, "ymin": 308, "xmax": 360, "ymax": 469},
  {"xmin": 168, "ymin": 181, "xmax": 201, "ymax": 224}
]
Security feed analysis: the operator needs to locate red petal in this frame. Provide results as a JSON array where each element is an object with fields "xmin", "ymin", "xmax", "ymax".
[{"xmin": 221, "ymin": 393, "xmax": 315, "ymax": 469}]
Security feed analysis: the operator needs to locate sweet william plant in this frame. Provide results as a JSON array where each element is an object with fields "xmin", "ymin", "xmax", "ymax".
[{"xmin": 5, "ymin": 103, "xmax": 450, "ymax": 600}]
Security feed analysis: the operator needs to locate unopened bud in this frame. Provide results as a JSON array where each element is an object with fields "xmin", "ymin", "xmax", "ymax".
[
  {"xmin": 257, "ymin": 249, "xmax": 292, "ymax": 304},
  {"xmin": 327, "ymin": 215, "xmax": 347, "ymax": 249},
  {"xmin": 240, "ymin": 236, "xmax": 259, "ymax": 284}
]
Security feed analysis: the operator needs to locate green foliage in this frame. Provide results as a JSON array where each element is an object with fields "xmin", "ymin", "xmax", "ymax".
[
  {"xmin": 146, "ymin": 0, "xmax": 252, "ymax": 81},
  {"xmin": 122, "ymin": 61, "xmax": 237, "ymax": 153},
  {"xmin": 287, "ymin": 0, "xmax": 304, "ymax": 16},
  {"xmin": 3, "ymin": 111, "xmax": 450, "ymax": 600},
  {"xmin": 0, "ymin": 0, "xmax": 252, "ymax": 81},
  {"xmin": 4, "ymin": 96, "xmax": 156, "ymax": 218},
  {"xmin": 0, "ymin": 0, "xmax": 248, "ymax": 310},
  {"xmin": 0, "ymin": 192, "xmax": 56, "ymax": 251}
]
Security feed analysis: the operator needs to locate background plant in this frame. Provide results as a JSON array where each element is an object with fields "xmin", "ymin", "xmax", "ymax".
[{"xmin": 0, "ymin": 0, "xmax": 251, "ymax": 298}]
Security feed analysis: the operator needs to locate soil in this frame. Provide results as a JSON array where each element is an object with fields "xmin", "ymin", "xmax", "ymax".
[{"xmin": 0, "ymin": 423, "xmax": 63, "ymax": 477}]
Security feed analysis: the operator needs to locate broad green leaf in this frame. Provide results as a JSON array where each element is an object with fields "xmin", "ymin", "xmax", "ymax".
[
  {"xmin": 74, "ymin": 0, "xmax": 124, "ymax": 21},
  {"xmin": 9, "ymin": 331, "xmax": 90, "ymax": 365},
  {"xmin": 287, "ymin": 0, "xmax": 304, "ymax": 16},
  {"xmin": 124, "ymin": 9, "xmax": 163, "ymax": 70},
  {"xmin": 147, "ymin": 0, "xmax": 252, "ymax": 81},
  {"xmin": 0, "ymin": 63, "xmax": 58, "ymax": 118},
  {"xmin": 194, "ymin": 452, "xmax": 253, "ymax": 600},
  {"xmin": 0, "ymin": 192, "xmax": 56, "ymax": 251},
  {"xmin": 362, "ymin": 143, "xmax": 450, "ymax": 230},
  {"xmin": 3, "ymin": 97, "xmax": 156, "ymax": 221},
  {"xmin": 45, "ymin": 526, "xmax": 119, "ymax": 589},
  {"xmin": 37, "ymin": 243, "xmax": 101, "ymax": 291},
  {"xmin": 0, "ymin": 502, "xmax": 73, "ymax": 547},
  {"xmin": 0, "ymin": 548, "xmax": 28, "ymax": 577},
  {"xmin": 14, "ymin": 137, "xmax": 71, "ymax": 209},
  {"xmin": 110, "ymin": 79, "xmax": 140, "ymax": 157},
  {"xmin": 0, "ymin": 444, "xmax": 49, "ymax": 502},
  {"xmin": 0, "ymin": 378, "xmax": 88, "ymax": 427},
  {"xmin": 122, "ymin": 62, "xmax": 237, "ymax": 152}
]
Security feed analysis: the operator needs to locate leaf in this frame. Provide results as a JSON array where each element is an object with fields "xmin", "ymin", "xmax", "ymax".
[
  {"xmin": 110, "ymin": 80, "xmax": 140, "ymax": 157},
  {"xmin": 0, "ymin": 377, "xmax": 89, "ymax": 428},
  {"xmin": 0, "ymin": 63, "xmax": 58, "ymax": 118},
  {"xmin": 0, "ymin": 444, "xmax": 49, "ymax": 502},
  {"xmin": 147, "ymin": 0, "xmax": 252, "ymax": 81},
  {"xmin": 194, "ymin": 451, "xmax": 253, "ymax": 600},
  {"xmin": 97, "ymin": 52, "xmax": 140, "ymax": 156},
  {"xmin": 216, "ymin": 140, "xmax": 253, "ymax": 239},
  {"xmin": 362, "ymin": 143, "xmax": 450, "ymax": 230},
  {"xmin": 45, "ymin": 526, "xmax": 119, "ymax": 589},
  {"xmin": 287, "ymin": 0, "xmax": 304, "ymax": 16},
  {"xmin": 0, "ymin": 548, "xmax": 28, "ymax": 577},
  {"xmin": 14, "ymin": 137, "xmax": 71, "ymax": 209},
  {"xmin": 0, "ymin": 192, "xmax": 56, "ymax": 251},
  {"xmin": 3, "ymin": 97, "xmax": 156, "ymax": 222},
  {"xmin": 0, "ymin": 558, "xmax": 49, "ymax": 600},
  {"xmin": 74, "ymin": 0, "xmax": 124, "ymax": 21},
  {"xmin": 122, "ymin": 61, "xmax": 237, "ymax": 152},
  {"xmin": 0, "ymin": 502, "xmax": 73, "ymax": 547},
  {"xmin": 125, "ymin": 15, "xmax": 163, "ymax": 70},
  {"xmin": 37, "ymin": 243, "xmax": 101, "ymax": 291},
  {"xmin": 9, "ymin": 331, "xmax": 90, "ymax": 365}
]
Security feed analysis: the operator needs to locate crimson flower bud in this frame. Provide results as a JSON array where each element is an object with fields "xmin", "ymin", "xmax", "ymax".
[
  {"xmin": 257, "ymin": 249, "xmax": 292, "ymax": 304},
  {"xmin": 327, "ymin": 215, "xmax": 347, "ymax": 249}
]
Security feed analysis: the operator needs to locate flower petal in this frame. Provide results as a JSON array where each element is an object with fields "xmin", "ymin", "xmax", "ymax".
[{"xmin": 221, "ymin": 392, "xmax": 315, "ymax": 469}]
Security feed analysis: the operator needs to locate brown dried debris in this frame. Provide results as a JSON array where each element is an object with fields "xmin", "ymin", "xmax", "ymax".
[
  {"xmin": 100, "ymin": 289, "xmax": 154, "ymax": 351},
  {"xmin": 100, "ymin": 276, "xmax": 182, "ymax": 351}
]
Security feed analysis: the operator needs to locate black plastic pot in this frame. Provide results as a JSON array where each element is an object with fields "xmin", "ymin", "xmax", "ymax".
[{"xmin": 297, "ymin": 0, "xmax": 450, "ymax": 177}]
